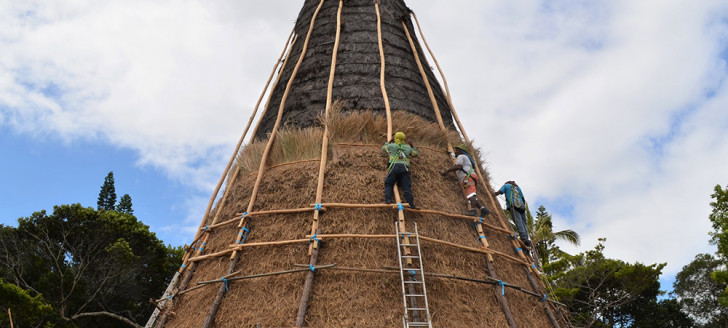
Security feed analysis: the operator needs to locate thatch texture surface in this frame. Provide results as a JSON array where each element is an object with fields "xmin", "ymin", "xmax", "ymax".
[
  {"xmin": 254, "ymin": 0, "xmax": 455, "ymax": 140},
  {"xmin": 161, "ymin": 112, "xmax": 565, "ymax": 327}
]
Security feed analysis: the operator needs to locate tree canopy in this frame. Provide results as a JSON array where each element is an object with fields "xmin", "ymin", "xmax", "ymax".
[
  {"xmin": 547, "ymin": 238, "xmax": 690, "ymax": 327},
  {"xmin": 0, "ymin": 204, "xmax": 182, "ymax": 327}
]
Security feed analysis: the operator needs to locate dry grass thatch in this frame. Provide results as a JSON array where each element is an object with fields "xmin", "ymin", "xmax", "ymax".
[
  {"xmin": 163, "ymin": 109, "xmax": 567, "ymax": 328},
  {"xmin": 236, "ymin": 102, "xmax": 463, "ymax": 177}
]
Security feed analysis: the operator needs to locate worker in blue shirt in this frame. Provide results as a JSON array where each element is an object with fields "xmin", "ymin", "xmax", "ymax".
[{"xmin": 494, "ymin": 181, "xmax": 531, "ymax": 250}]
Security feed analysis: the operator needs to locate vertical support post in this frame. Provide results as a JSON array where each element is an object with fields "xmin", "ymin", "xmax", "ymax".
[{"xmin": 296, "ymin": 0, "xmax": 343, "ymax": 325}]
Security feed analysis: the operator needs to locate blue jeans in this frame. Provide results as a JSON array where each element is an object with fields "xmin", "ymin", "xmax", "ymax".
[
  {"xmin": 511, "ymin": 207, "xmax": 530, "ymax": 243},
  {"xmin": 384, "ymin": 163, "xmax": 414, "ymax": 207}
]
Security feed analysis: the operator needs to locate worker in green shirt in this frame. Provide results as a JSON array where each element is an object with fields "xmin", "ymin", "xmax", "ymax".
[{"xmin": 383, "ymin": 132, "xmax": 418, "ymax": 209}]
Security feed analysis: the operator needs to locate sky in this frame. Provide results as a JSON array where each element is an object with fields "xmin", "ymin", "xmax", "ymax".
[{"xmin": 1, "ymin": 0, "xmax": 727, "ymax": 293}]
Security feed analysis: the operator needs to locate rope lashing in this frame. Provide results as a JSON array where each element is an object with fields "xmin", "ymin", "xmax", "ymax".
[
  {"xmin": 180, "ymin": 264, "xmax": 186, "ymax": 269},
  {"xmin": 314, "ymin": 203, "xmax": 322, "ymax": 211},
  {"xmin": 515, "ymin": 247, "xmax": 522, "ymax": 253},
  {"xmin": 309, "ymin": 264, "xmax": 316, "ymax": 272},
  {"xmin": 199, "ymin": 242, "xmax": 206, "ymax": 253},
  {"xmin": 478, "ymin": 235, "xmax": 487, "ymax": 240},
  {"xmin": 309, "ymin": 234, "xmax": 320, "ymax": 244},
  {"xmin": 531, "ymin": 264, "xmax": 537, "ymax": 269},
  {"xmin": 542, "ymin": 294, "xmax": 548, "ymax": 302},
  {"xmin": 238, "ymin": 226, "xmax": 250, "ymax": 241},
  {"xmin": 165, "ymin": 294, "xmax": 174, "ymax": 301},
  {"xmin": 236, "ymin": 240, "xmax": 244, "ymax": 244},
  {"xmin": 221, "ymin": 277, "xmax": 229, "ymax": 293},
  {"xmin": 203, "ymin": 225, "xmax": 209, "ymax": 231},
  {"xmin": 400, "ymin": 233, "xmax": 411, "ymax": 241},
  {"xmin": 409, "ymin": 270, "xmax": 417, "ymax": 281},
  {"xmin": 240, "ymin": 211, "xmax": 248, "ymax": 219},
  {"xmin": 397, "ymin": 203, "xmax": 404, "ymax": 211},
  {"xmin": 497, "ymin": 280, "xmax": 508, "ymax": 295}
]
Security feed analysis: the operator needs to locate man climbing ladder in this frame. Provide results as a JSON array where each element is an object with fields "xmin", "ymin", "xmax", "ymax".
[
  {"xmin": 494, "ymin": 180, "xmax": 533, "ymax": 252},
  {"xmin": 383, "ymin": 132, "xmax": 418, "ymax": 209},
  {"xmin": 441, "ymin": 144, "xmax": 491, "ymax": 217}
]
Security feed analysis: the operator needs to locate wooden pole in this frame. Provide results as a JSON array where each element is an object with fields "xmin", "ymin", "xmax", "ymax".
[
  {"xmin": 8, "ymin": 309, "xmax": 13, "ymax": 328},
  {"xmin": 200, "ymin": 2, "xmax": 326, "ymax": 328},
  {"xmin": 295, "ymin": 0, "xmax": 343, "ymax": 323},
  {"xmin": 179, "ymin": 27, "xmax": 296, "ymax": 271},
  {"xmin": 296, "ymin": 228, "xmax": 323, "ymax": 326},
  {"xmin": 402, "ymin": 18, "xmax": 519, "ymax": 328},
  {"xmin": 231, "ymin": 0, "xmax": 324, "ymax": 259},
  {"xmin": 153, "ymin": 16, "xmax": 299, "ymax": 328},
  {"xmin": 376, "ymin": 0, "xmax": 413, "ymax": 267}
]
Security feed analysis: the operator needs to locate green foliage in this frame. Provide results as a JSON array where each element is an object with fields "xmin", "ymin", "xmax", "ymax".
[
  {"xmin": 97, "ymin": 171, "xmax": 117, "ymax": 211},
  {"xmin": 673, "ymin": 253, "xmax": 728, "ymax": 327},
  {"xmin": 708, "ymin": 184, "xmax": 728, "ymax": 306},
  {"xmin": 0, "ymin": 204, "xmax": 180, "ymax": 327},
  {"xmin": 549, "ymin": 238, "xmax": 668, "ymax": 327},
  {"xmin": 630, "ymin": 298, "xmax": 694, "ymax": 328},
  {"xmin": 0, "ymin": 278, "xmax": 68, "ymax": 328},
  {"xmin": 117, "ymin": 194, "xmax": 134, "ymax": 215},
  {"xmin": 530, "ymin": 205, "xmax": 580, "ymax": 269}
]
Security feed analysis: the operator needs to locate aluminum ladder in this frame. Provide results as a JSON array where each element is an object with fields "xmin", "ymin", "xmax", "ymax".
[{"xmin": 395, "ymin": 221, "xmax": 432, "ymax": 328}]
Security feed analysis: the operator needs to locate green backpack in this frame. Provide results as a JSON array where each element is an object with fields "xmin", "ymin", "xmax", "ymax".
[{"xmin": 511, "ymin": 186, "xmax": 525, "ymax": 210}]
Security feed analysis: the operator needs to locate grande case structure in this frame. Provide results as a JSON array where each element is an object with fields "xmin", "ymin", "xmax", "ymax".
[{"xmin": 147, "ymin": 1, "xmax": 570, "ymax": 327}]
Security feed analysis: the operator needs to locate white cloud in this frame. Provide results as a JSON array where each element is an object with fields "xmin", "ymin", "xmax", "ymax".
[
  {"xmin": 0, "ymin": 0, "xmax": 300, "ymax": 188},
  {"xmin": 414, "ymin": 0, "xmax": 728, "ymax": 276},
  {"xmin": 2, "ymin": 0, "xmax": 727, "ymax": 281}
]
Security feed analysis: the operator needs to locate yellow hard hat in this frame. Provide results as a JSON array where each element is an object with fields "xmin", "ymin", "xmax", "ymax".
[
  {"xmin": 394, "ymin": 132, "xmax": 406, "ymax": 144},
  {"xmin": 455, "ymin": 144, "xmax": 469, "ymax": 152}
]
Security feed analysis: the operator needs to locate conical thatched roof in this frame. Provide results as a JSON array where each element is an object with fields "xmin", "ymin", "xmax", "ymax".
[
  {"xmin": 253, "ymin": 0, "xmax": 455, "ymax": 140},
  {"xmin": 148, "ymin": 1, "xmax": 571, "ymax": 327}
]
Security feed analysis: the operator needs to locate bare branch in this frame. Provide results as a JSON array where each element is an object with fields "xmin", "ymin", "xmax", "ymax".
[{"xmin": 69, "ymin": 311, "xmax": 142, "ymax": 328}]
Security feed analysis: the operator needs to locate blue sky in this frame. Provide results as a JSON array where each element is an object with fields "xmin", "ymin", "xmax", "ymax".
[
  {"xmin": 0, "ymin": 128, "xmax": 200, "ymax": 246},
  {"xmin": 2, "ymin": 0, "xmax": 728, "ymax": 295}
]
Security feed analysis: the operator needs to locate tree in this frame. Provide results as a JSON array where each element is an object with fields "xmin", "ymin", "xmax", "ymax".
[
  {"xmin": 117, "ymin": 194, "xmax": 133, "ymax": 215},
  {"xmin": 529, "ymin": 205, "xmax": 581, "ymax": 269},
  {"xmin": 550, "ymin": 238, "xmax": 669, "ymax": 327},
  {"xmin": 709, "ymin": 184, "xmax": 728, "ymax": 306},
  {"xmin": 630, "ymin": 298, "xmax": 694, "ymax": 328},
  {"xmin": 673, "ymin": 253, "xmax": 728, "ymax": 327},
  {"xmin": 0, "ymin": 204, "xmax": 183, "ymax": 328},
  {"xmin": 0, "ymin": 278, "xmax": 69, "ymax": 328},
  {"xmin": 98, "ymin": 171, "xmax": 117, "ymax": 211}
]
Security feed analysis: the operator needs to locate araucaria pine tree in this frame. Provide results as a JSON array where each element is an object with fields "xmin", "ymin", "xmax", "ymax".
[
  {"xmin": 117, "ymin": 194, "xmax": 134, "ymax": 215},
  {"xmin": 97, "ymin": 171, "xmax": 117, "ymax": 211}
]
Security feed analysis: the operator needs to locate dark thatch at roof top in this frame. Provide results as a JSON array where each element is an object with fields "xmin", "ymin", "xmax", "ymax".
[{"xmin": 254, "ymin": 0, "xmax": 455, "ymax": 140}]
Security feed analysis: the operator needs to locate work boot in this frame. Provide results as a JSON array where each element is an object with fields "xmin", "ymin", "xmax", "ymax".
[
  {"xmin": 466, "ymin": 209, "xmax": 478, "ymax": 216},
  {"xmin": 480, "ymin": 207, "xmax": 491, "ymax": 217}
]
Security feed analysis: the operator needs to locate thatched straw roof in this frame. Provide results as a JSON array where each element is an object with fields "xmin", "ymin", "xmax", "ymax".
[
  {"xmin": 148, "ymin": 0, "xmax": 571, "ymax": 327},
  {"xmin": 254, "ymin": 0, "xmax": 455, "ymax": 140}
]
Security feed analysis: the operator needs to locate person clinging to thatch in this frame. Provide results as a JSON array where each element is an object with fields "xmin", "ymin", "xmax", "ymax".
[
  {"xmin": 494, "ymin": 180, "xmax": 532, "ymax": 250},
  {"xmin": 383, "ymin": 132, "xmax": 418, "ymax": 209},
  {"xmin": 441, "ymin": 144, "xmax": 492, "ymax": 217}
]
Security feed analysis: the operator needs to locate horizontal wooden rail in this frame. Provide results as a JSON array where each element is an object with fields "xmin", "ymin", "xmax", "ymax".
[
  {"xmin": 161, "ymin": 262, "xmax": 565, "ymax": 308},
  {"xmin": 407, "ymin": 208, "xmax": 512, "ymax": 235},
  {"xmin": 189, "ymin": 232, "xmax": 529, "ymax": 267},
  {"xmin": 335, "ymin": 142, "xmax": 444, "ymax": 153},
  {"xmin": 202, "ymin": 207, "xmax": 328, "ymax": 230}
]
